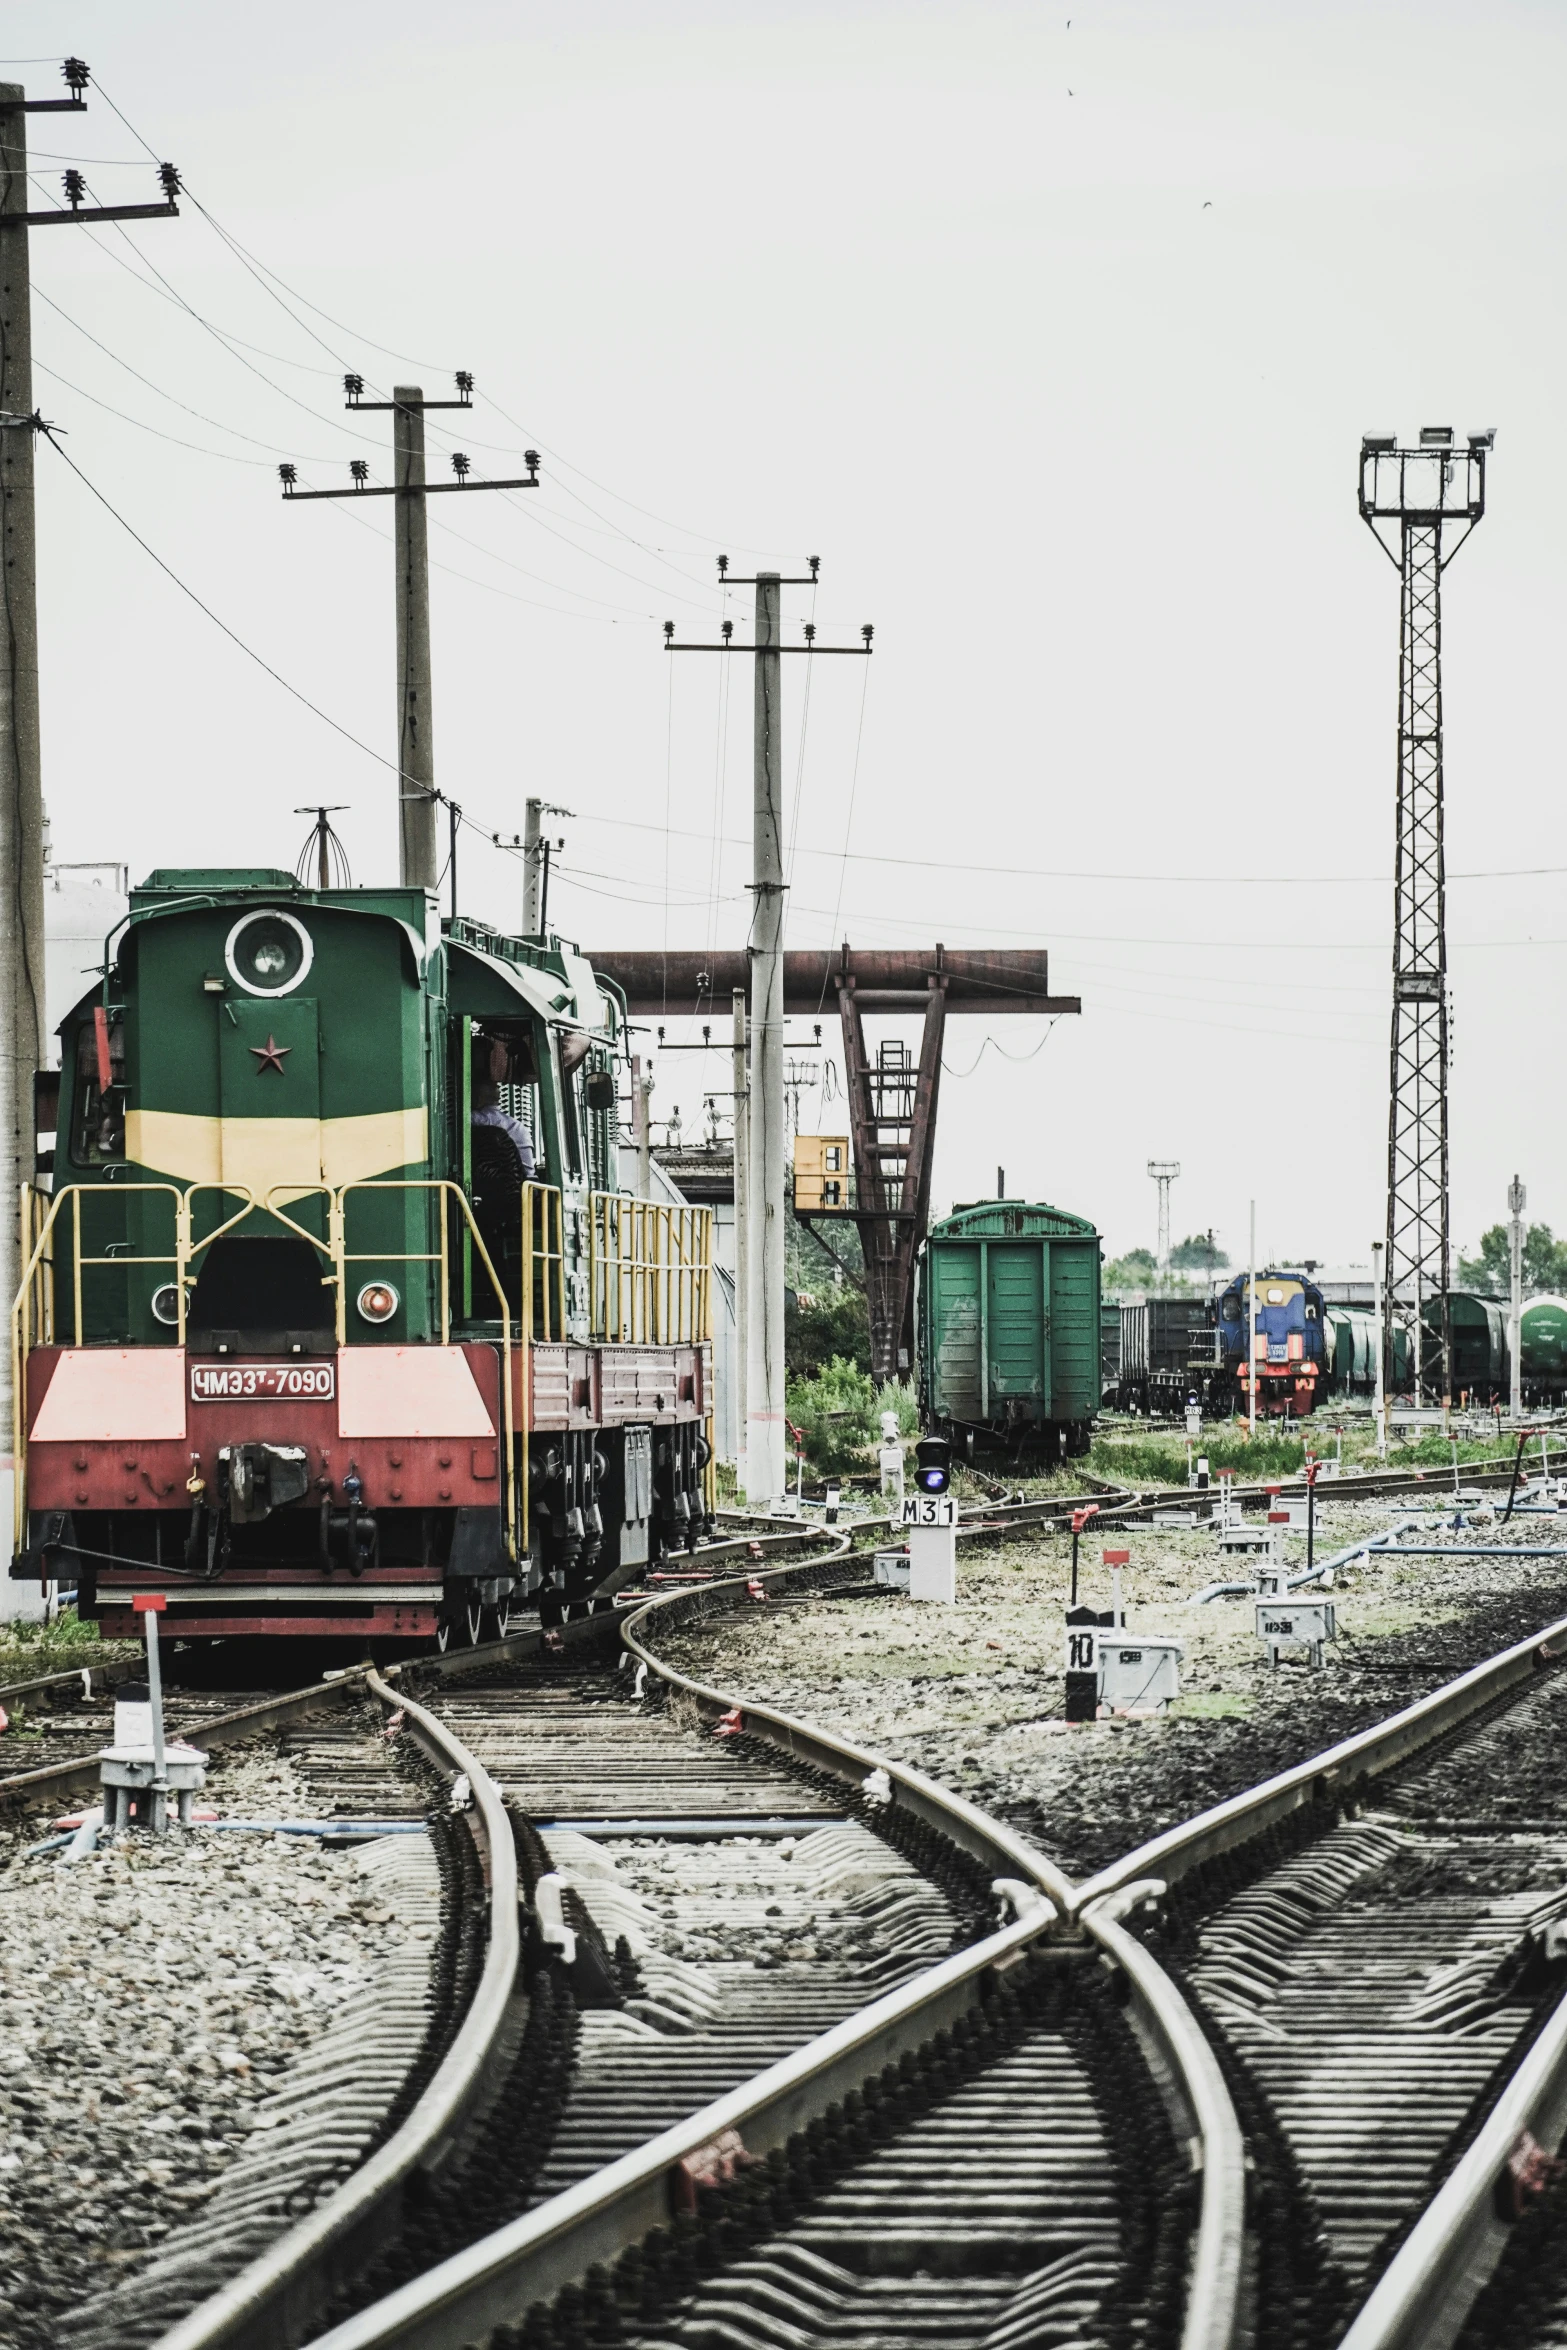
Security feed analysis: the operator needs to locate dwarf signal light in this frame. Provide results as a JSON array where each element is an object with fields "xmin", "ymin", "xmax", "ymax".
[
  {"xmin": 914, "ymin": 1436, "xmax": 951, "ymax": 1496},
  {"xmin": 356, "ymin": 1282, "xmax": 399, "ymax": 1325}
]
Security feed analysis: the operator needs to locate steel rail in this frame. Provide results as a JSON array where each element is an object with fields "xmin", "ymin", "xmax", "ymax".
[
  {"xmin": 1072, "ymin": 1611, "xmax": 1567, "ymax": 1915},
  {"xmin": 152, "ymin": 1669, "xmax": 519, "ymax": 2350},
  {"xmin": 296, "ymin": 1531, "xmax": 1246, "ymax": 2350},
  {"xmin": 616, "ymin": 1540, "xmax": 1077, "ymax": 1914},
  {"xmin": 302, "ymin": 1903, "xmax": 1060, "ymax": 2350},
  {"xmin": 1081, "ymin": 1891, "xmax": 1247, "ymax": 2350},
  {"xmin": 1334, "ymin": 1979, "xmax": 1567, "ymax": 2350}
]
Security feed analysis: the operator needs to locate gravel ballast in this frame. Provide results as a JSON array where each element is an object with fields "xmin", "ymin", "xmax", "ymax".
[
  {"xmin": 660, "ymin": 1500, "xmax": 1567, "ymax": 1878},
  {"xmin": 0, "ymin": 1748, "xmax": 435, "ymax": 2350}
]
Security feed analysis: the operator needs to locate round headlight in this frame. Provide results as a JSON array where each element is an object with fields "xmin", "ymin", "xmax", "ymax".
[
  {"xmin": 357, "ymin": 1281, "xmax": 399, "ymax": 1325},
  {"xmin": 225, "ymin": 909, "xmax": 313, "ymax": 998},
  {"xmin": 151, "ymin": 1284, "xmax": 181, "ymax": 1327}
]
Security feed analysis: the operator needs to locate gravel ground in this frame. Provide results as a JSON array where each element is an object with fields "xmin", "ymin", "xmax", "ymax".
[
  {"xmin": 0, "ymin": 1747, "xmax": 433, "ymax": 2350},
  {"xmin": 661, "ymin": 1499, "xmax": 1567, "ymax": 1879}
]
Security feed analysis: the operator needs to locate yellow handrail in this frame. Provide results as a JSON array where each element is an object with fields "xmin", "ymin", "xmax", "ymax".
[
  {"xmin": 587, "ymin": 1192, "xmax": 713, "ymax": 1345},
  {"xmin": 522, "ymin": 1182, "xmax": 565, "ymax": 1343},
  {"xmin": 340, "ymin": 1179, "xmax": 518, "ymax": 1561},
  {"xmin": 11, "ymin": 1180, "xmax": 185, "ymax": 1550}
]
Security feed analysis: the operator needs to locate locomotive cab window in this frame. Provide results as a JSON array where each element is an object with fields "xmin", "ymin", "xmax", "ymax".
[{"xmin": 70, "ymin": 1012, "xmax": 126, "ymax": 1167}]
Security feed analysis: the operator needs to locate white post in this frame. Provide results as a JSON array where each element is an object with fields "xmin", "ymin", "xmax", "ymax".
[
  {"xmin": 522, "ymin": 796, "xmax": 544, "ymax": 933},
  {"xmin": 1509, "ymin": 1174, "xmax": 1525, "ymax": 1422},
  {"xmin": 732, "ymin": 987, "xmax": 748, "ymax": 1486},
  {"xmin": 1372, "ymin": 1239, "xmax": 1387, "ymax": 1457},
  {"xmin": 745, "ymin": 574, "xmax": 787, "ymax": 1507},
  {"xmin": 142, "ymin": 1598, "xmax": 168, "ymax": 1832},
  {"xmin": 1248, "ymin": 1200, "xmax": 1258, "ymax": 1440}
]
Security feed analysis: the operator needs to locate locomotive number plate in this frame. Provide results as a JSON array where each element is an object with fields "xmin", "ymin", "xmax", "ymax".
[{"xmin": 190, "ymin": 1363, "xmax": 336, "ymax": 1402}]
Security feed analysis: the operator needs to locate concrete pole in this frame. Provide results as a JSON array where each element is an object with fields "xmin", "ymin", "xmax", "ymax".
[
  {"xmin": 1248, "ymin": 1199, "xmax": 1257, "ymax": 1440},
  {"xmin": 746, "ymin": 575, "xmax": 786, "ymax": 1506},
  {"xmin": 0, "ymin": 89, "xmax": 49, "ymax": 1565},
  {"xmin": 732, "ymin": 986, "xmax": 749, "ymax": 1477},
  {"xmin": 630, "ymin": 1055, "xmax": 650, "ymax": 1198},
  {"xmin": 522, "ymin": 796, "xmax": 544, "ymax": 933},
  {"xmin": 394, "ymin": 388, "xmax": 438, "ymax": 890},
  {"xmin": 1509, "ymin": 1174, "xmax": 1525, "ymax": 1421},
  {"xmin": 1372, "ymin": 1239, "xmax": 1387, "ymax": 1457}
]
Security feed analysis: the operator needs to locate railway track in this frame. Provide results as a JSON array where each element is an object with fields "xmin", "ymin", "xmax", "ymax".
[
  {"xmin": 0, "ymin": 1536, "xmax": 1245, "ymax": 2350},
  {"xmin": 9, "ymin": 1476, "xmax": 1567, "ymax": 2348}
]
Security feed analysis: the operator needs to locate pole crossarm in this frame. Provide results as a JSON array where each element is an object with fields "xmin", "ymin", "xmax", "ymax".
[
  {"xmin": 666, "ymin": 641, "xmax": 871, "ymax": 655},
  {"xmin": 280, "ymin": 475, "xmax": 538, "ymax": 500},
  {"xmin": 12, "ymin": 199, "xmax": 178, "ymax": 227}
]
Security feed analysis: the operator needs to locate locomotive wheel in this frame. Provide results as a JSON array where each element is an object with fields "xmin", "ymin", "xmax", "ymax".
[
  {"xmin": 434, "ymin": 1614, "xmax": 452, "ymax": 1655},
  {"xmin": 465, "ymin": 1598, "xmax": 484, "ymax": 1647},
  {"xmin": 486, "ymin": 1596, "xmax": 513, "ymax": 1641}
]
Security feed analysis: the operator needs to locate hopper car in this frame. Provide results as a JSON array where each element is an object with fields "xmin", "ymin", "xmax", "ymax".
[
  {"xmin": 9, "ymin": 868, "xmax": 714, "ymax": 1647},
  {"xmin": 918, "ymin": 1200, "xmax": 1100, "ymax": 1466},
  {"xmin": 1113, "ymin": 1296, "xmax": 1216, "ymax": 1416}
]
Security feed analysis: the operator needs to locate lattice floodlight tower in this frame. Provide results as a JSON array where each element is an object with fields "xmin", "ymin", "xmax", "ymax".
[{"xmin": 1359, "ymin": 426, "xmax": 1494, "ymax": 1403}]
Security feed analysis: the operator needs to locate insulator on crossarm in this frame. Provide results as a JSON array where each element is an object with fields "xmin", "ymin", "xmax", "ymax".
[
  {"xmin": 861, "ymin": 624, "xmax": 874, "ymax": 648},
  {"xmin": 451, "ymin": 452, "xmax": 471, "ymax": 480},
  {"xmin": 717, "ymin": 554, "xmax": 729, "ymax": 578},
  {"xmin": 664, "ymin": 621, "xmax": 675, "ymax": 645},
  {"xmin": 349, "ymin": 459, "xmax": 369, "ymax": 487},
  {"xmin": 344, "ymin": 373, "xmax": 365, "ymax": 401},
  {"xmin": 278, "ymin": 463, "xmax": 297, "ymax": 492},
  {"xmin": 455, "ymin": 370, "xmax": 474, "ymax": 398},
  {"xmin": 721, "ymin": 620, "xmax": 734, "ymax": 643},
  {"xmin": 803, "ymin": 622, "xmax": 817, "ymax": 644},
  {"xmin": 808, "ymin": 555, "xmax": 820, "ymax": 578},
  {"xmin": 62, "ymin": 169, "xmax": 85, "ymax": 210},
  {"xmin": 524, "ymin": 449, "xmax": 540, "ymax": 477},
  {"xmin": 62, "ymin": 58, "xmax": 89, "ymax": 96},
  {"xmin": 158, "ymin": 163, "xmax": 181, "ymax": 199}
]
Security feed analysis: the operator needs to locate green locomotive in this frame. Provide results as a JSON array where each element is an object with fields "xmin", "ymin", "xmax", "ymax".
[{"xmin": 10, "ymin": 869, "xmax": 713, "ymax": 1645}]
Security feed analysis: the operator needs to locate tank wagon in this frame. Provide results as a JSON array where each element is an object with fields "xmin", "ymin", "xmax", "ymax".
[
  {"xmin": 1114, "ymin": 1297, "xmax": 1216, "ymax": 1416},
  {"xmin": 1521, "ymin": 1295, "xmax": 1567, "ymax": 1402},
  {"xmin": 918, "ymin": 1200, "xmax": 1100, "ymax": 1466},
  {"xmin": 9, "ymin": 869, "xmax": 713, "ymax": 1647},
  {"xmin": 1420, "ymin": 1292, "xmax": 1508, "ymax": 1403}
]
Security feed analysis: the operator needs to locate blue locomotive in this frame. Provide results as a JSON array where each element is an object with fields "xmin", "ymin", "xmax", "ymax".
[{"xmin": 1215, "ymin": 1269, "xmax": 1328, "ymax": 1417}]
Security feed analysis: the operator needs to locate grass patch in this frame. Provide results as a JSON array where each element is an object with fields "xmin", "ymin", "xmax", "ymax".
[
  {"xmin": 1090, "ymin": 1429, "xmax": 1308, "ymax": 1484},
  {"xmin": 0, "ymin": 1606, "xmax": 129, "ymax": 1689}
]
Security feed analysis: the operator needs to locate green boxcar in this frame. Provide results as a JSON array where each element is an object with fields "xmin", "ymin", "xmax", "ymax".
[
  {"xmin": 1521, "ymin": 1295, "xmax": 1567, "ymax": 1400},
  {"xmin": 918, "ymin": 1199, "xmax": 1101, "ymax": 1463}
]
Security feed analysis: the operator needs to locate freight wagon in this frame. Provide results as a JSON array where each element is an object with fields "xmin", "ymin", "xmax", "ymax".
[
  {"xmin": 1115, "ymin": 1296, "xmax": 1217, "ymax": 1417},
  {"xmin": 1421, "ymin": 1292, "xmax": 1508, "ymax": 1403},
  {"xmin": 9, "ymin": 868, "xmax": 714, "ymax": 1648},
  {"xmin": 918, "ymin": 1200, "xmax": 1100, "ymax": 1466},
  {"xmin": 1521, "ymin": 1295, "xmax": 1567, "ymax": 1402}
]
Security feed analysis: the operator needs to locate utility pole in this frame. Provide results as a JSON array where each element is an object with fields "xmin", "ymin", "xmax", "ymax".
[
  {"xmin": 664, "ymin": 562, "xmax": 872, "ymax": 1505},
  {"xmin": 732, "ymin": 987, "xmax": 748, "ymax": 1473},
  {"xmin": 1248, "ymin": 1199, "xmax": 1258, "ymax": 1439},
  {"xmin": 281, "ymin": 378, "xmax": 539, "ymax": 892},
  {"xmin": 1360, "ymin": 427, "xmax": 1493, "ymax": 1415},
  {"xmin": 749, "ymin": 574, "xmax": 786, "ymax": 1505},
  {"xmin": 1509, "ymin": 1174, "xmax": 1526, "ymax": 1421},
  {"xmin": 522, "ymin": 797, "xmax": 573, "ymax": 936},
  {"xmin": 1372, "ymin": 1238, "xmax": 1387, "ymax": 1457},
  {"xmin": 1, "ymin": 62, "xmax": 178, "ymax": 1576},
  {"xmin": 1148, "ymin": 1161, "xmax": 1180, "ymax": 1281}
]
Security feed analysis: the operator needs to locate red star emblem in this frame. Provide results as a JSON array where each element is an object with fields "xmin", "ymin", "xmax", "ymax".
[{"xmin": 250, "ymin": 1034, "xmax": 291, "ymax": 1074}]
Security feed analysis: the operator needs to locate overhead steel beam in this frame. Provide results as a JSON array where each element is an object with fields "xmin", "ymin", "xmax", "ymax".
[{"xmin": 586, "ymin": 945, "xmax": 1079, "ymax": 1021}]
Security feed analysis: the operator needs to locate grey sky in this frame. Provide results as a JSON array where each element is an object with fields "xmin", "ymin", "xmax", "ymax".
[{"xmin": 12, "ymin": 0, "xmax": 1564, "ymax": 1268}]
